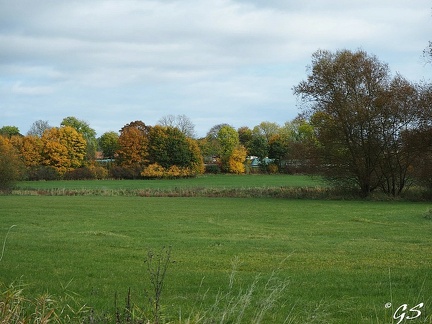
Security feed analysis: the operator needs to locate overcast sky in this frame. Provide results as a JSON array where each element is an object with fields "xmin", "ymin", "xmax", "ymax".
[{"xmin": 1, "ymin": 0, "xmax": 431, "ymax": 137}]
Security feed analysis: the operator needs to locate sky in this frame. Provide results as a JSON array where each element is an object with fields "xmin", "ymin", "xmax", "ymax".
[{"xmin": 1, "ymin": 0, "xmax": 431, "ymax": 138}]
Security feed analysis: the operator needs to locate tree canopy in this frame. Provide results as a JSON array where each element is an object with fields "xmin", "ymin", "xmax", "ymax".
[
  {"xmin": 61, "ymin": 116, "xmax": 97, "ymax": 161},
  {"xmin": 294, "ymin": 49, "xmax": 432, "ymax": 196},
  {"xmin": 158, "ymin": 114, "xmax": 196, "ymax": 138},
  {"xmin": 0, "ymin": 126, "xmax": 20, "ymax": 138},
  {"xmin": 27, "ymin": 120, "xmax": 51, "ymax": 137}
]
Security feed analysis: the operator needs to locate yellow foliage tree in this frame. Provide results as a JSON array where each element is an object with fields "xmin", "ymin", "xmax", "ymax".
[
  {"xmin": 41, "ymin": 126, "xmax": 87, "ymax": 174},
  {"xmin": 10, "ymin": 135, "xmax": 43, "ymax": 168},
  {"xmin": 41, "ymin": 140, "xmax": 70, "ymax": 174},
  {"xmin": 228, "ymin": 145, "xmax": 247, "ymax": 174},
  {"xmin": 186, "ymin": 138, "xmax": 205, "ymax": 175}
]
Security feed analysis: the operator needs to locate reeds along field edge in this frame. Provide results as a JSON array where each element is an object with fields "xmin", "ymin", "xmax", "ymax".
[{"xmin": 5, "ymin": 186, "xmax": 374, "ymax": 199}]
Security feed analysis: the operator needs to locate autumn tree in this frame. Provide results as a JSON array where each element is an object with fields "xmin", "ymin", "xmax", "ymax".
[
  {"xmin": 116, "ymin": 121, "xmax": 150, "ymax": 177},
  {"xmin": 61, "ymin": 116, "xmax": 97, "ymax": 161},
  {"xmin": 186, "ymin": 137, "xmax": 205, "ymax": 175},
  {"xmin": 294, "ymin": 49, "xmax": 430, "ymax": 196},
  {"xmin": 27, "ymin": 120, "xmax": 51, "ymax": 137},
  {"xmin": 10, "ymin": 135, "xmax": 43, "ymax": 168},
  {"xmin": 282, "ymin": 117, "xmax": 318, "ymax": 173},
  {"xmin": 228, "ymin": 145, "xmax": 248, "ymax": 174},
  {"xmin": 387, "ymin": 81, "xmax": 432, "ymax": 192},
  {"xmin": 0, "ymin": 136, "xmax": 24, "ymax": 191},
  {"xmin": 98, "ymin": 131, "xmax": 119, "ymax": 159},
  {"xmin": 41, "ymin": 126, "xmax": 87, "ymax": 175},
  {"xmin": 237, "ymin": 126, "xmax": 253, "ymax": 151},
  {"xmin": 217, "ymin": 125, "xmax": 247, "ymax": 173}
]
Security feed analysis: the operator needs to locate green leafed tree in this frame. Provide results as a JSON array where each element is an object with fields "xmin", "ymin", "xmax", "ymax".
[
  {"xmin": 248, "ymin": 133, "xmax": 268, "ymax": 160},
  {"xmin": 0, "ymin": 126, "xmax": 21, "ymax": 138},
  {"xmin": 144, "ymin": 125, "xmax": 204, "ymax": 177},
  {"xmin": 217, "ymin": 125, "xmax": 240, "ymax": 172},
  {"xmin": 237, "ymin": 126, "xmax": 253, "ymax": 151},
  {"xmin": 98, "ymin": 131, "xmax": 119, "ymax": 159},
  {"xmin": 252, "ymin": 122, "xmax": 280, "ymax": 142}
]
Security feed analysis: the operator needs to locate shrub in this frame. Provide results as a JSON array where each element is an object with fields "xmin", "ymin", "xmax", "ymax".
[
  {"xmin": 88, "ymin": 165, "xmax": 108, "ymax": 179},
  {"xmin": 109, "ymin": 165, "xmax": 141, "ymax": 179},
  {"xmin": 63, "ymin": 167, "xmax": 94, "ymax": 180},
  {"xmin": 205, "ymin": 164, "xmax": 221, "ymax": 174},
  {"xmin": 26, "ymin": 166, "xmax": 60, "ymax": 181},
  {"xmin": 141, "ymin": 163, "xmax": 165, "ymax": 179},
  {"xmin": 141, "ymin": 163, "xmax": 195, "ymax": 179},
  {"xmin": 267, "ymin": 163, "xmax": 279, "ymax": 174},
  {"xmin": 62, "ymin": 165, "xmax": 108, "ymax": 180}
]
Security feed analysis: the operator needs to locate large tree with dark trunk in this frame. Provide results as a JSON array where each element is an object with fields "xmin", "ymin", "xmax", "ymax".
[{"xmin": 294, "ymin": 49, "xmax": 430, "ymax": 197}]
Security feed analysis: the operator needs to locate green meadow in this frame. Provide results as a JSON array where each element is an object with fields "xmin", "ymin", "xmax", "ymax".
[
  {"xmin": 1, "ymin": 175, "xmax": 432, "ymax": 323},
  {"xmin": 16, "ymin": 174, "xmax": 322, "ymax": 190}
]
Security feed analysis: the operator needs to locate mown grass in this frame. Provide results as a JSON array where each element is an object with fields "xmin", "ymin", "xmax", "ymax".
[{"xmin": 1, "ymin": 195, "xmax": 432, "ymax": 323}]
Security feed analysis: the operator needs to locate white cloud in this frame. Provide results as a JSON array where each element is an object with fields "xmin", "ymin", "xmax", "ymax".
[{"xmin": 0, "ymin": 0, "xmax": 431, "ymax": 136}]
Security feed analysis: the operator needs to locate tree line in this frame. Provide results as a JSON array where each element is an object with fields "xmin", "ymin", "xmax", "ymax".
[{"xmin": 1, "ymin": 49, "xmax": 432, "ymax": 197}]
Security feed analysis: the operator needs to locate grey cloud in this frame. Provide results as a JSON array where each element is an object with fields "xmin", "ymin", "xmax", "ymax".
[{"xmin": 0, "ymin": 0, "xmax": 431, "ymax": 136}]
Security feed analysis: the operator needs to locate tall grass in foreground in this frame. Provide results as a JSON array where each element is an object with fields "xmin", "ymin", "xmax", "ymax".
[
  {"xmin": 0, "ymin": 281, "xmax": 91, "ymax": 324},
  {"xmin": 183, "ymin": 257, "xmax": 291, "ymax": 324},
  {"xmin": 0, "ymin": 251, "xmax": 292, "ymax": 323}
]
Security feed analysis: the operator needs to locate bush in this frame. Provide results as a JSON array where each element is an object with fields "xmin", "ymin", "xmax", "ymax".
[
  {"xmin": 63, "ymin": 167, "xmax": 94, "ymax": 180},
  {"xmin": 109, "ymin": 165, "xmax": 141, "ymax": 179},
  {"xmin": 267, "ymin": 163, "xmax": 279, "ymax": 174},
  {"xmin": 62, "ymin": 166, "xmax": 108, "ymax": 180},
  {"xmin": 205, "ymin": 164, "xmax": 221, "ymax": 174},
  {"xmin": 88, "ymin": 165, "xmax": 108, "ymax": 179},
  {"xmin": 141, "ymin": 163, "xmax": 195, "ymax": 179},
  {"xmin": 26, "ymin": 166, "xmax": 60, "ymax": 181}
]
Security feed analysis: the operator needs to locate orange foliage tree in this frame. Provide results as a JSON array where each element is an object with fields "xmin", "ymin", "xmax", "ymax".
[
  {"xmin": 10, "ymin": 135, "xmax": 43, "ymax": 168},
  {"xmin": 116, "ymin": 121, "xmax": 150, "ymax": 177},
  {"xmin": 0, "ymin": 136, "xmax": 24, "ymax": 190}
]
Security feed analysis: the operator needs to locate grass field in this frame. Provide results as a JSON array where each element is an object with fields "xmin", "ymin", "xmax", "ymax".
[
  {"xmin": 1, "ymin": 183, "xmax": 432, "ymax": 323},
  {"xmin": 16, "ymin": 174, "xmax": 324, "ymax": 191}
]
